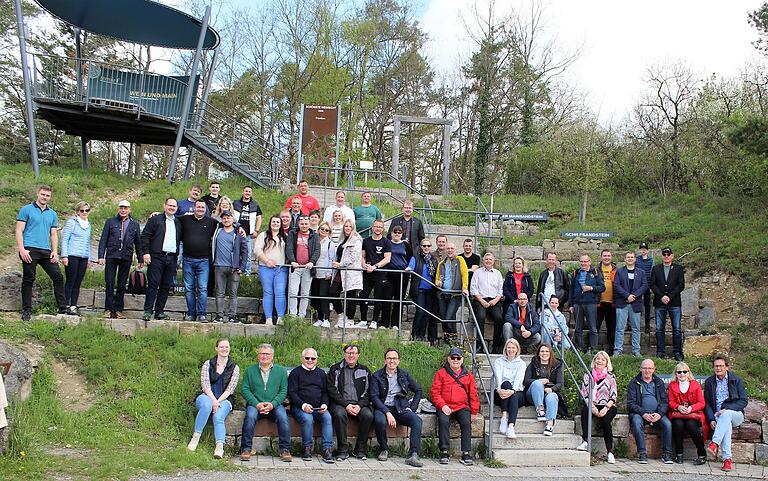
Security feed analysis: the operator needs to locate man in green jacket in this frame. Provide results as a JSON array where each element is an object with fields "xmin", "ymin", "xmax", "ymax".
[{"xmin": 240, "ymin": 343, "xmax": 291, "ymax": 462}]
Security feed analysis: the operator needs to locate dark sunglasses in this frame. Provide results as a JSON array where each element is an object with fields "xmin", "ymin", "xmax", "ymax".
[
  {"xmin": 662, "ymin": 253, "xmax": 672, "ymax": 256},
  {"xmin": 319, "ymin": 228, "xmax": 330, "ymax": 232},
  {"xmin": 676, "ymin": 370, "xmax": 688, "ymax": 374},
  {"xmin": 304, "ymin": 356, "xmax": 317, "ymax": 361},
  {"xmin": 79, "ymin": 208, "xmax": 91, "ymax": 213},
  {"xmin": 449, "ymin": 356, "xmax": 462, "ymax": 360},
  {"xmin": 421, "ymin": 244, "xmax": 431, "ymax": 247}
]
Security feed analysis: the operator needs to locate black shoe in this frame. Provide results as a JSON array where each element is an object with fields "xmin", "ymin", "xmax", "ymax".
[
  {"xmin": 662, "ymin": 454, "xmax": 674, "ymax": 464},
  {"xmin": 694, "ymin": 455, "xmax": 707, "ymax": 465},
  {"xmin": 154, "ymin": 312, "xmax": 169, "ymax": 320},
  {"xmin": 352, "ymin": 450, "xmax": 367, "ymax": 461},
  {"xmin": 460, "ymin": 452, "xmax": 473, "ymax": 466},
  {"xmin": 322, "ymin": 448, "xmax": 335, "ymax": 463},
  {"xmin": 674, "ymin": 353, "xmax": 684, "ymax": 361},
  {"xmin": 228, "ymin": 316, "xmax": 240, "ymax": 323},
  {"xmin": 656, "ymin": 352, "xmax": 666, "ymax": 359},
  {"xmin": 439, "ymin": 450, "xmax": 449, "ymax": 464},
  {"xmin": 675, "ymin": 454, "xmax": 684, "ymax": 464},
  {"xmin": 302, "ymin": 447, "xmax": 313, "ymax": 461},
  {"xmin": 638, "ymin": 453, "xmax": 648, "ymax": 464},
  {"xmin": 335, "ymin": 451, "xmax": 348, "ymax": 461},
  {"xmin": 21, "ymin": 310, "xmax": 31, "ymax": 321},
  {"xmin": 142, "ymin": 310, "xmax": 152, "ymax": 321},
  {"xmin": 213, "ymin": 315, "xmax": 224, "ymax": 323},
  {"xmin": 57, "ymin": 307, "xmax": 68, "ymax": 315}
]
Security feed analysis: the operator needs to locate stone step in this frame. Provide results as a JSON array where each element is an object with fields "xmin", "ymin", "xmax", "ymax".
[
  {"xmin": 493, "ymin": 448, "xmax": 591, "ymax": 467},
  {"xmin": 486, "ymin": 418, "xmax": 574, "ymax": 435},
  {"xmin": 491, "ymin": 432, "xmax": 583, "ymax": 450}
]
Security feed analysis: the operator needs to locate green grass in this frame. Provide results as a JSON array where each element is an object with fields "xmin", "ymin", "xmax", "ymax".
[{"xmin": 0, "ymin": 316, "xmax": 447, "ymax": 480}]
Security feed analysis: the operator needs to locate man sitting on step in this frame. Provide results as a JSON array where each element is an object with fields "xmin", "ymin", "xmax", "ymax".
[
  {"xmin": 627, "ymin": 358, "xmax": 674, "ymax": 464},
  {"xmin": 503, "ymin": 293, "xmax": 541, "ymax": 354}
]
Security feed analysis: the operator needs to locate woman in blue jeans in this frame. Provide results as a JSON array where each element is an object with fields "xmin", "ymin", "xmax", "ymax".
[
  {"xmin": 523, "ymin": 343, "xmax": 564, "ymax": 436},
  {"xmin": 188, "ymin": 338, "xmax": 240, "ymax": 458},
  {"xmin": 61, "ymin": 201, "xmax": 92, "ymax": 315},
  {"xmin": 255, "ymin": 216, "xmax": 287, "ymax": 325}
]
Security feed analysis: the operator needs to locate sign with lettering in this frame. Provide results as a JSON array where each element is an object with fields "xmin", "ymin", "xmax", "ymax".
[
  {"xmin": 497, "ymin": 213, "xmax": 549, "ymax": 222},
  {"xmin": 560, "ymin": 231, "xmax": 613, "ymax": 239}
]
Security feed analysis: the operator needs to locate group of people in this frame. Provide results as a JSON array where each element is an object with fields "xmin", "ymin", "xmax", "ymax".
[
  {"xmin": 188, "ymin": 340, "xmax": 481, "ymax": 467},
  {"xmin": 577, "ymin": 352, "xmax": 747, "ymax": 471}
]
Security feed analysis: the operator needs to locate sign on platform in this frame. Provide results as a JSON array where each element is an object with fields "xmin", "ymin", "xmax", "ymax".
[{"xmin": 560, "ymin": 231, "xmax": 613, "ymax": 239}]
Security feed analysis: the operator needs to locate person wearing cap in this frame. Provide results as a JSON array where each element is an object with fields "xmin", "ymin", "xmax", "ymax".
[
  {"xmin": 430, "ymin": 347, "xmax": 480, "ymax": 466},
  {"xmin": 636, "ymin": 242, "xmax": 654, "ymax": 333},
  {"xmin": 650, "ymin": 247, "xmax": 685, "ymax": 360},
  {"xmin": 211, "ymin": 211, "xmax": 248, "ymax": 323},
  {"xmin": 98, "ymin": 199, "xmax": 143, "ymax": 319}
]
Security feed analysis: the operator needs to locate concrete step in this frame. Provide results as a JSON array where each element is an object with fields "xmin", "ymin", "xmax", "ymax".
[
  {"xmin": 493, "ymin": 448, "xmax": 590, "ymax": 467},
  {"xmin": 481, "ymin": 405, "xmax": 539, "ymax": 417},
  {"xmin": 486, "ymin": 418, "xmax": 574, "ymax": 435},
  {"xmin": 491, "ymin": 432, "xmax": 583, "ymax": 450}
]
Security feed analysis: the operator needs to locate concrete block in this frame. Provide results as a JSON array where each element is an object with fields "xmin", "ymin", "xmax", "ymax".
[
  {"xmin": 731, "ymin": 442, "xmax": 756, "ymax": 464},
  {"xmin": 420, "ymin": 413, "xmax": 436, "ymax": 436},
  {"xmin": 214, "ymin": 323, "xmax": 246, "ymax": 338},
  {"xmin": 179, "ymin": 321, "xmax": 215, "ymax": 337},
  {"xmin": 145, "ymin": 320, "xmax": 180, "ymax": 334},
  {"xmin": 680, "ymin": 287, "xmax": 699, "ymax": 317},
  {"xmin": 696, "ymin": 308, "xmax": 717, "ymax": 329},
  {"xmin": 512, "ymin": 246, "xmax": 544, "ymax": 261},
  {"xmin": 447, "ymin": 413, "xmax": 484, "ymax": 438},
  {"xmin": 683, "ymin": 334, "xmax": 731, "ymax": 358},
  {"xmin": 111, "ymin": 318, "xmax": 144, "ymax": 336},
  {"xmin": 244, "ymin": 324, "xmax": 274, "ymax": 337},
  {"xmin": 756, "ymin": 443, "xmax": 768, "ymax": 464},
  {"xmin": 76, "ymin": 289, "xmax": 95, "ymax": 307}
]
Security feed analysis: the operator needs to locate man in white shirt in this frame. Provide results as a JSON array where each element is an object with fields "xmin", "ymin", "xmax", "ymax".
[
  {"xmin": 322, "ymin": 191, "xmax": 355, "ymax": 224},
  {"xmin": 469, "ymin": 252, "xmax": 504, "ymax": 353}
]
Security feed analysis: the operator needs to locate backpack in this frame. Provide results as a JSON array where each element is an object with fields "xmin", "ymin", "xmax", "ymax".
[{"xmin": 127, "ymin": 269, "xmax": 147, "ymax": 295}]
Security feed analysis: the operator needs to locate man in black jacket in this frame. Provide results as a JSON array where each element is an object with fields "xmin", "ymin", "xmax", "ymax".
[
  {"xmin": 387, "ymin": 200, "xmax": 425, "ymax": 246},
  {"xmin": 327, "ymin": 344, "xmax": 373, "ymax": 461},
  {"xmin": 626, "ymin": 359, "xmax": 673, "ymax": 464},
  {"xmin": 535, "ymin": 252, "xmax": 570, "ymax": 311},
  {"xmin": 704, "ymin": 354, "xmax": 748, "ymax": 471},
  {"xmin": 288, "ymin": 347, "xmax": 334, "ymax": 463},
  {"xmin": 179, "ymin": 200, "xmax": 219, "ymax": 322},
  {"xmin": 370, "ymin": 348, "xmax": 423, "ymax": 467},
  {"xmin": 286, "ymin": 216, "xmax": 320, "ymax": 318},
  {"xmin": 97, "ymin": 200, "xmax": 143, "ymax": 319},
  {"xmin": 140, "ymin": 198, "xmax": 181, "ymax": 321},
  {"xmin": 650, "ymin": 247, "xmax": 686, "ymax": 360}
]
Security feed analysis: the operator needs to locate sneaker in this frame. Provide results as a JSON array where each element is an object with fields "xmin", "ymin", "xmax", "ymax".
[
  {"xmin": 392, "ymin": 325, "xmax": 399, "ymax": 331},
  {"xmin": 405, "ymin": 453, "xmax": 423, "ymax": 467},
  {"xmin": 438, "ymin": 450, "xmax": 449, "ymax": 464},
  {"xmin": 142, "ymin": 311, "xmax": 152, "ymax": 321},
  {"xmin": 322, "ymin": 448, "xmax": 335, "ymax": 463},
  {"xmin": 674, "ymin": 352, "xmax": 684, "ymax": 361},
  {"xmin": 115, "ymin": 311, "xmax": 126, "ymax": 319},
  {"xmin": 22, "ymin": 310, "xmax": 31, "ymax": 321},
  {"xmin": 369, "ymin": 321, "xmax": 378, "ymax": 329},
  {"xmin": 313, "ymin": 320, "xmax": 323, "ymax": 327},
  {"xmin": 276, "ymin": 317, "xmax": 283, "ymax": 325},
  {"xmin": 187, "ymin": 432, "xmax": 201, "ymax": 451},
  {"xmin": 335, "ymin": 451, "xmax": 348, "ymax": 461},
  {"xmin": 576, "ymin": 441, "xmax": 589, "ymax": 451},
  {"xmin": 240, "ymin": 451, "xmax": 251, "ymax": 461},
  {"xmin": 613, "ymin": 350, "xmax": 623, "ymax": 357},
  {"xmin": 214, "ymin": 442, "xmax": 224, "ymax": 459},
  {"xmin": 354, "ymin": 321, "xmax": 368, "ymax": 329},
  {"xmin": 280, "ymin": 449, "xmax": 292, "ymax": 462},
  {"xmin": 607, "ymin": 452, "xmax": 615, "ymax": 464},
  {"xmin": 154, "ymin": 312, "xmax": 168, "ymax": 320},
  {"xmin": 321, "ymin": 320, "xmax": 330, "ymax": 328},
  {"xmin": 352, "ymin": 450, "xmax": 367, "ymax": 461},
  {"xmin": 536, "ymin": 407, "xmax": 546, "ymax": 421},
  {"xmin": 197, "ymin": 315, "xmax": 209, "ymax": 323},
  {"xmin": 377, "ymin": 449, "xmax": 388, "ymax": 461},
  {"xmin": 694, "ymin": 455, "xmax": 707, "ymax": 465},
  {"xmin": 662, "ymin": 454, "xmax": 674, "ymax": 464},
  {"xmin": 57, "ymin": 307, "xmax": 68, "ymax": 315},
  {"xmin": 302, "ymin": 447, "xmax": 313, "ymax": 461},
  {"xmin": 707, "ymin": 441, "xmax": 718, "ymax": 458},
  {"xmin": 213, "ymin": 315, "xmax": 224, "ymax": 323},
  {"xmin": 498, "ymin": 415, "xmax": 508, "ymax": 434},
  {"xmin": 675, "ymin": 454, "xmax": 684, "ymax": 464},
  {"xmin": 184, "ymin": 315, "xmax": 196, "ymax": 321},
  {"xmin": 506, "ymin": 423, "xmax": 516, "ymax": 439},
  {"xmin": 104, "ymin": 310, "xmax": 113, "ymax": 319},
  {"xmin": 228, "ymin": 317, "xmax": 240, "ymax": 323},
  {"xmin": 722, "ymin": 458, "xmax": 733, "ymax": 471},
  {"xmin": 67, "ymin": 305, "xmax": 79, "ymax": 316},
  {"xmin": 544, "ymin": 423, "xmax": 554, "ymax": 436},
  {"xmin": 265, "ymin": 318, "xmax": 274, "ymax": 326},
  {"xmin": 335, "ymin": 314, "xmax": 346, "ymax": 327},
  {"xmin": 460, "ymin": 452, "xmax": 473, "ymax": 466},
  {"xmin": 638, "ymin": 453, "xmax": 648, "ymax": 464}
]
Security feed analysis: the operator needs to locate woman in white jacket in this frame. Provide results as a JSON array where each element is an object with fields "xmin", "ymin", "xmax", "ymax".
[
  {"xmin": 493, "ymin": 337, "xmax": 527, "ymax": 438},
  {"xmin": 330, "ymin": 219, "xmax": 363, "ymax": 328}
]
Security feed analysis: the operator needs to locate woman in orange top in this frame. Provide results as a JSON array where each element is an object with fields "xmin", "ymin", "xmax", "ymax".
[{"xmin": 668, "ymin": 361, "xmax": 707, "ymax": 465}]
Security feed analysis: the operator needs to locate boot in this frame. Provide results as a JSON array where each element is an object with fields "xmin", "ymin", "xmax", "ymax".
[{"xmin": 187, "ymin": 432, "xmax": 201, "ymax": 451}]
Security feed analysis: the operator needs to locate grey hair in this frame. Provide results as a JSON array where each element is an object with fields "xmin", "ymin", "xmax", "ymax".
[{"xmin": 258, "ymin": 343, "xmax": 274, "ymax": 353}]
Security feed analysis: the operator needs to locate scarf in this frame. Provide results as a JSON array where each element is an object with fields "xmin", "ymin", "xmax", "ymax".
[
  {"xmin": 679, "ymin": 380, "xmax": 690, "ymax": 394},
  {"xmin": 75, "ymin": 216, "xmax": 90, "ymax": 230},
  {"xmin": 423, "ymin": 252, "xmax": 437, "ymax": 279},
  {"xmin": 592, "ymin": 367, "xmax": 608, "ymax": 383}
]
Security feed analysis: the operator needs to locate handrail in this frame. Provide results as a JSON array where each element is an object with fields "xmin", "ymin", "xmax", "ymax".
[{"xmin": 539, "ymin": 292, "xmax": 594, "ymax": 452}]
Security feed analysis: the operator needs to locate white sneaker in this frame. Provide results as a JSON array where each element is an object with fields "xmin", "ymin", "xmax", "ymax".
[
  {"xmin": 354, "ymin": 321, "xmax": 368, "ymax": 329},
  {"xmin": 576, "ymin": 441, "xmax": 589, "ymax": 451},
  {"xmin": 321, "ymin": 320, "xmax": 331, "ymax": 328},
  {"xmin": 607, "ymin": 452, "xmax": 615, "ymax": 464},
  {"xmin": 368, "ymin": 321, "xmax": 378, "ymax": 329},
  {"xmin": 187, "ymin": 432, "xmax": 201, "ymax": 451},
  {"xmin": 265, "ymin": 318, "xmax": 274, "ymax": 326},
  {"xmin": 214, "ymin": 442, "xmax": 224, "ymax": 459},
  {"xmin": 506, "ymin": 424, "xmax": 516, "ymax": 439},
  {"xmin": 498, "ymin": 415, "xmax": 508, "ymax": 435},
  {"xmin": 313, "ymin": 320, "xmax": 323, "ymax": 327},
  {"xmin": 335, "ymin": 315, "xmax": 346, "ymax": 328},
  {"xmin": 392, "ymin": 326, "xmax": 399, "ymax": 331},
  {"xmin": 276, "ymin": 317, "xmax": 283, "ymax": 325}
]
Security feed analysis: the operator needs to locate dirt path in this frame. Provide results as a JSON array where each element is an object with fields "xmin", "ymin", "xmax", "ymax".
[{"xmin": 51, "ymin": 359, "xmax": 95, "ymax": 412}]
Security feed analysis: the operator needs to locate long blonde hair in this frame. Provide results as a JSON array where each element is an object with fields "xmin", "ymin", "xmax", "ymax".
[{"xmin": 674, "ymin": 362, "xmax": 694, "ymax": 382}]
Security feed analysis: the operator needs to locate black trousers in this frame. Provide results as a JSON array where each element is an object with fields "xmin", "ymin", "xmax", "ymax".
[
  {"xmin": 329, "ymin": 281, "xmax": 358, "ymax": 319},
  {"xmin": 472, "ymin": 299, "xmax": 503, "ymax": 353},
  {"xmin": 672, "ymin": 418, "xmax": 706, "ymax": 457},
  {"xmin": 331, "ymin": 404, "xmax": 373, "ymax": 454},
  {"xmin": 580, "ymin": 403, "xmax": 617, "ymax": 452},
  {"xmin": 104, "ymin": 258, "xmax": 132, "ymax": 313},
  {"xmin": 310, "ymin": 277, "xmax": 331, "ymax": 321},
  {"xmin": 143, "ymin": 253, "xmax": 177, "ymax": 314},
  {"xmin": 63, "ymin": 255, "xmax": 89, "ymax": 306},
  {"xmin": 495, "ymin": 380, "xmax": 525, "ymax": 423},
  {"xmin": 21, "ymin": 247, "xmax": 65, "ymax": 312},
  {"xmin": 385, "ymin": 271, "xmax": 409, "ymax": 328},
  {"xmin": 596, "ymin": 302, "xmax": 616, "ymax": 354},
  {"xmin": 360, "ymin": 271, "xmax": 389, "ymax": 325},
  {"xmin": 437, "ymin": 408, "xmax": 471, "ymax": 453}
]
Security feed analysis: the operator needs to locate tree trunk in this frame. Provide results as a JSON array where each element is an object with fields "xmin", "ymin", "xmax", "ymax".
[
  {"xmin": 135, "ymin": 144, "xmax": 144, "ymax": 178},
  {"xmin": 579, "ymin": 190, "xmax": 588, "ymax": 224}
]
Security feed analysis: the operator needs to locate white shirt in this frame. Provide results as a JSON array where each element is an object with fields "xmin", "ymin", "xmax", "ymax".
[
  {"xmin": 323, "ymin": 204, "xmax": 355, "ymax": 224},
  {"xmin": 162, "ymin": 215, "xmax": 177, "ymax": 253},
  {"xmin": 470, "ymin": 267, "xmax": 503, "ymax": 298},
  {"xmin": 543, "ymin": 270, "xmax": 556, "ymax": 302}
]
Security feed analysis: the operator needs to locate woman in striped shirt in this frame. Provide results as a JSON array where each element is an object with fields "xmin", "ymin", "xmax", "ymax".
[{"xmin": 576, "ymin": 350, "xmax": 618, "ymax": 464}]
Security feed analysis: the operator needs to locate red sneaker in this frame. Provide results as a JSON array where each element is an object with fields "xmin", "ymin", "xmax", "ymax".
[
  {"xmin": 722, "ymin": 458, "xmax": 733, "ymax": 471},
  {"xmin": 707, "ymin": 441, "xmax": 718, "ymax": 458}
]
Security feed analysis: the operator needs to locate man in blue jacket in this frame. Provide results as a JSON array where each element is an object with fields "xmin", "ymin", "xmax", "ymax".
[
  {"xmin": 503, "ymin": 293, "xmax": 541, "ymax": 354},
  {"xmin": 626, "ymin": 359, "xmax": 673, "ymax": 464},
  {"xmin": 371, "ymin": 348, "xmax": 423, "ymax": 467},
  {"xmin": 569, "ymin": 254, "xmax": 605, "ymax": 353},
  {"xmin": 704, "ymin": 354, "xmax": 748, "ymax": 472},
  {"xmin": 613, "ymin": 251, "xmax": 648, "ymax": 357},
  {"xmin": 97, "ymin": 200, "xmax": 143, "ymax": 319}
]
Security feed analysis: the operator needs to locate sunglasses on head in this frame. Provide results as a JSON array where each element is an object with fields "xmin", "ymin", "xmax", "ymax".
[
  {"xmin": 676, "ymin": 370, "xmax": 688, "ymax": 374},
  {"xmin": 304, "ymin": 356, "xmax": 317, "ymax": 361}
]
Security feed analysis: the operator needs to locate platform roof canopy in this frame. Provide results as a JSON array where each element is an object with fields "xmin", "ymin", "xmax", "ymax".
[{"xmin": 36, "ymin": 0, "xmax": 220, "ymax": 50}]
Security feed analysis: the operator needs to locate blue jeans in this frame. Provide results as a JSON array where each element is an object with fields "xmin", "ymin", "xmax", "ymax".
[
  {"xmin": 194, "ymin": 394, "xmax": 232, "ymax": 443},
  {"xmin": 630, "ymin": 413, "xmax": 672, "ymax": 457},
  {"xmin": 525, "ymin": 381, "xmax": 559, "ymax": 421},
  {"xmin": 183, "ymin": 257, "xmax": 209, "ymax": 318},
  {"xmin": 411, "ymin": 289, "xmax": 435, "ymax": 340},
  {"xmin": 259, "ymin": 265, "xmax": 288, "ymax": 318},
  {"xmin": 655, "ymin": 305, "xmax": 682, "ymax": 356},
  {"xmin": 245, "ymin": 237, "xmax": 254, "ymax": 274},
  {"xmin": 373, "ymin": 408, "xmax": 423, "ymax": 455},
  {"xmin": 615, "ymin": 306, "xmax": 641, "ymax": 355},
  {"xmin": 144, "ymin": 253, "xmax": 177, "ymax": 314},
  {"xmin": 438, "ymin": 295, "xmax": 461, "ymax": 335},
  {"xmin": 573, "ymin": 303, "xmax": 598, "ymax": 351},
  {"xmin": 240, "ymin": 404, "xmax": 290, "ymax": 453},
  {"xmin": 291, "ymin": 406, "xmax": 333, "ymax": 449},
  {"xmin": 712, "ymin": 409, "xmax": 744, "ymax": 460}
]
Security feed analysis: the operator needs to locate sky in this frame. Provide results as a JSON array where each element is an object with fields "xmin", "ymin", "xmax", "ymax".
[{"xmin": 420, "ymin": 0, "xmax": 765, "ymax": 125}]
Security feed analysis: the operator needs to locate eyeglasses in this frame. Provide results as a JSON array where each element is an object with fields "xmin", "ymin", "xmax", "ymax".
[
  {"xmin": 676, "ymin": 370, "xmax": 688, "ymax": 374},
  {"xmin": 449, "ymin": 356, "xmax": 462, "ymax": 360},
  {"xmin": 304, "ymin": 356, "xmax": 317, "ymax": 361},
  {"xmin": 79, "ymin": 209, "xmax": 90, "ymax": 213},
  {"xmin": 385, "ymin": 357, "xmax": 399, "ymax": 361}
]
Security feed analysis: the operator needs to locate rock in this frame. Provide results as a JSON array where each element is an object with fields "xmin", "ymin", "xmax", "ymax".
[
  {"xmin": 0, "ymin": 272, "xmax": 40, "ymax": 311},
  {"xmin": 697, "ymin": 307, "xmax": 716, "ymax": 328},
  {"xmin": 756, "ymin": 443, "xmax": 768, "ymax": 464},
  {"xmin": 764, "ymin": 418, "xmax": 768, "ymax": 444},
  {"xmin": 734, "ymin": 422, "xmax": 763, "ymax": 442},
  {"xmin": 680, "ymin": 287, "xmax": 700, "ymax": 317},
  {"xmin": 601, "ymin": 243, "xmax": 620, "ymax": 253},
  {"xmin": 541, "ymin": 239, "xmax": 555, "ymax": 250},
  {"xmin": 512, "ymin": 246, "xmax": 543, "ymax": 261},
  {"xmin": 526, "ymin": 225, "xmax": 540, "ymax": 236},
  {"xmin": 0, "ymin": 339, "xmax": 35, "ymax": 455},
  {"xmin": 744, "ymin": 400, "xmax": 768, "ymax": 422},
  {"xmin": 699, "ymin": 298, "xmax": 716, "ymax": 309},
  {"xmin": 683, "ymin": 334, "xmax": 731, "ymax": 358},
  {"xmin": 730, "ymin": 442, "xmax": 756, "ymax": 464}
]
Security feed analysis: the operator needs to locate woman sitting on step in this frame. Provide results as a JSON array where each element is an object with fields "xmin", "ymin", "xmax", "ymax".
[
  {"xmin": 667, "ymin": 361, "xmax": 708, "ymax": 465},
  {"xmin": 188, "ymin": 338, "xmax": 240, "ymax": 459},
  {"xmin": 523, "ymin": 343, "xmax": 565, "ymax": 436},
  {"xmin": 493, "ymin": 338, "xmax": 526, "ymax": 439},
  {"xmin": 577, "ymin": 350, "xmax": 618, "ymax": 464}
]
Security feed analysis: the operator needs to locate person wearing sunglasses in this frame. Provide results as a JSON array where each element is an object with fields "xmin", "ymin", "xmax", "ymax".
[
  {"xmin": 60, "ymin": 201, "xmax": 93, "ymax": 315},
  {"xmin": 430, "ymin": 347, "xmax": 479, "ymax": 466},
  {"xmin": 667, "ymin": 362, "xmax": 707, "ymax": 465},
  {"xmin": 406, "ymin": 239, "xmax": 438, "ymax": 342},
  {"xmin": 98, "ymin": 199, "xmax": 143, "ymax": 319},
  {"xmin": 311, "ymin": 221, "xmax": 334, "ymax": 328},
  {"xmin": 650, "ymin": 247, "xmax": 686, "ymax": 360},
  {"xmin": 288, "ymin": 348, "xmax": 334, "ymax": 463}
]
